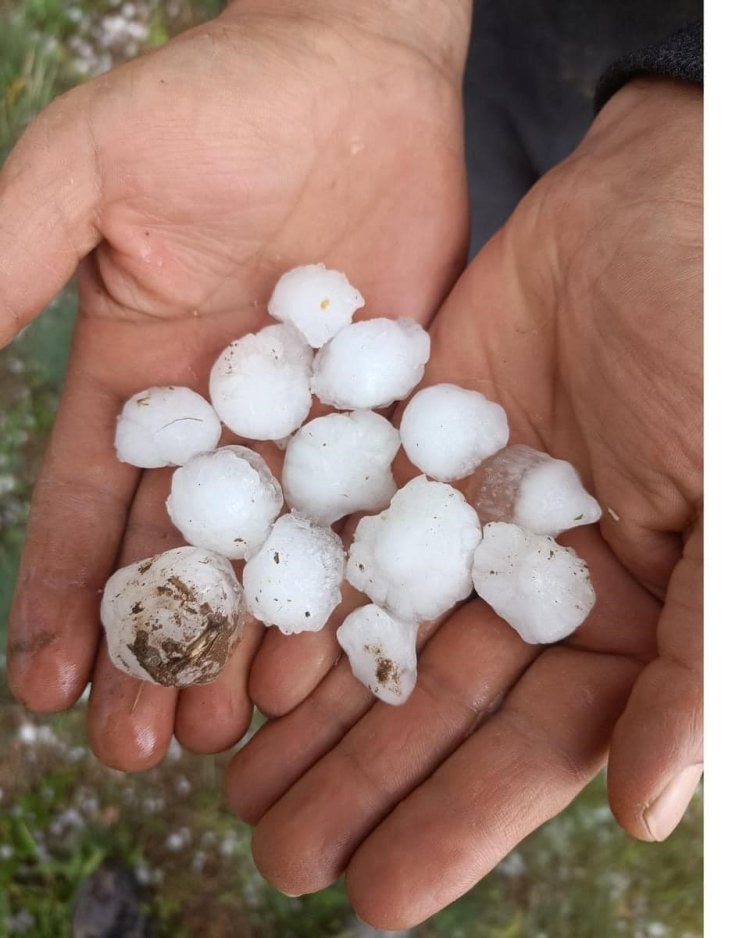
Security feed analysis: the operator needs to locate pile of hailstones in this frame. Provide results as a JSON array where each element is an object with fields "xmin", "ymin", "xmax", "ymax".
[{"xmin": 102, "ymin": 265, "xmax": 601, "ymax": 704}]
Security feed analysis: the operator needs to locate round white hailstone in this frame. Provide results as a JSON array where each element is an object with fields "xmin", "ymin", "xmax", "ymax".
[
  {"xmin": 311, "ymin": 318, "xmax": 431, "ymax": 410},
  {"xmin": 115, "ymin": 387, "xmax": 221, "ymax": 468},
  {"xmin": 282, "ymin": 410, "xmax": 400, "ymax": 525},
  {"xmin": 243, "ymin": 513, "xmax": 345, "ymax": 634},
  {"xmin": 166, "ymin": 446, "xmax": 283, "ymax": 560},
  {"xmin": 469, "ymin": 444, "xmax": 602, "ymax": 536},
  {"xmin": 346, "ymin": 475, "xmax": 482, "ymax": 623},
  {"xmin": 399, "ymin": 384, "xmax": 509, "ymax": 482},
  {"xmin": 101, "ymin": 546, "xmax": 245, "ymax": 687},
  {"xmin": 337, "ymin": 605, "xmax": 418, "ymax": 706},
  {"xmin": 268, "ymin": 264, "xmax": 365, "ymax": 348},
  {"xmin": 209, "ymin": 323, "xmax": 313, "ymax": 441},
  {"xmin": 472, "ymin": 522, "xmax": 596, "ymax": 644}
]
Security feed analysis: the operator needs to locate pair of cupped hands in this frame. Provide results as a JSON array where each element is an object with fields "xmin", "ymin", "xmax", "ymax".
[{"xmin": 1, "ymin": 0, "xmax": 702, "ymax": 927}]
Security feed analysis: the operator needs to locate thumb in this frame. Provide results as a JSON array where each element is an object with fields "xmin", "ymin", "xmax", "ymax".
[
  {"xmin": 607, "ymin": 514, "xmax": 703, "ymax": 841},
  {"xmin": 0, "ymin": 87, "xmax": 101, "ymax": 348}
]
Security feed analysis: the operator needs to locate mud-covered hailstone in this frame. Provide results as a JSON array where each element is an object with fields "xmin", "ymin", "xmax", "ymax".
[
  {"xmin": 399, "ymin": 383, "xmax": 509, "ymax": 482},
  {"xmin": 166, "ymin": 446, "xmax": 283, "ymax": 560},
  {"xmin": 337, "ymin": 605, "xmax": 418, "ymax": 705},
  {"xmin": 469, "ymin": 444, "xmax": 601, "ymax": 536},
  {"xmin": 311, "ymin": 318, "xmax": 430, "ymax": 409},
  {"xmin": 243, "ymin": 513, "xmax": 345, "ymax": 634},
  {"xmin": 268, "ymin": 263, "xmax": 365, "ymax": 348},
  {"xmin": 472, "ymin": 522, "xmax": 596, "ymax": 644},
  {"xmin": 282, "ymin": 410, "xmax": 400, "ymax": 524},
  {"xmin": 347, "ymin": 475, "xmax": 482, "ymax": 623},
  {"xmin": 115, "ymin": 386, "xmax": 221, "ymax": 468},
  {"xmin": 209, "ymin": 323, "xmax": 313, "ymax": 441},
  {"xmin": 101, "ymin": 547, "xmax": 245, "ymax": 687}
]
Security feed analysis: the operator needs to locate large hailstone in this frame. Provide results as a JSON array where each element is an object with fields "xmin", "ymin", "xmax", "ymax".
[
  {"xmin": 268, "ymin": 264, "xmax": 364, "ymax": 348},
  {"xmin": 472, "ymin": 522, "xmax": 596, "ymax": 644},
  {"xmin": 346, "ymin": 475, "xmax": 482, "ymax": 623},
  {"xmin": 337, "ymin": 605, "xmax": 418, "ymax": 706},
  {"xmin": 243, "ymin": 513, "xmax": 345, "ymax": 634},
  {"xmin": 166, "ymin": 446, "xmax": 283, "ymax": 560},
  {"xmin": 209, "ymin": 323, "xmax": 313, "ymax": 441},
  {"xmin": 311, "ymin": 318, "xmax": 430, "ymax": 409},
  {"xmin": 469, "ymin": 444, "xmax": 601, "ymax": 536},
  {"xmin": 282, "ymin": 410, "xmax": 400, "ymax": 524},
  {"xmin": 101, "ymin": 547, "xmax": 245, "ymax": 687},
  {"xmin": 115, "ymin": 386, "xmax": 221, "ymax": 468},
  {"xmin": 399, "ymin": 384, "xmax": 509, "ymax": 482}
]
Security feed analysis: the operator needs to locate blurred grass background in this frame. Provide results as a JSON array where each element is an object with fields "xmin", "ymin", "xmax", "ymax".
[{"xmin": 0, "ymin": 2, "xmax": 703, "ymax": 936}]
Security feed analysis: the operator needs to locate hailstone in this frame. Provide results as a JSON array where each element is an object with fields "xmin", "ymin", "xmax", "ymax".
[
  {"xmin": 282, "ymin": 410, "xmax": 400, "ymax": 524},
  {"xmin": 472, "ymin": 522, "xmax": 596, "ymax": 644},
  {"xmin": 469, "ymin": 444, "xmax": 601, "ymax": 536},
  {"xmin": 115, "ymin": 386, "xmax": 221, "ymax": 468},
  {"xmin": 311, "ymin": 318, "xmax": 430, "ymax": 409},
  {"xmin": 399, "ymin": 384, "xmax": 509, "ymax": 481},
  {"xmin": 209, "ymin": 323, "xmax": 313, "ymax": 441},
  {"xmin": 101, "ymin": 547, "xmax": 246, "ymax": 687},
  {"xmin": 166, "ymin": 446, "xmax": 283, "ymax": 560},
  {"xmin": 243, "ymin": 513, "xmax": 345, "ymax": 634},
  {"xmin": 337, "ymin": 605, "xmax": 418, "ymax": 705},
  {"xmin": 346, "ymin": 475, "xmax": 482, "ymax": 623},
  {"xmin": 268, "ymin": 263, "xmax": 364, "ymax": 348}
]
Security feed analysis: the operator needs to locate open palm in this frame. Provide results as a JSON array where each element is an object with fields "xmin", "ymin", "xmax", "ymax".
[
  {"xmin": 226, "ymin": 79, "xmax": 703, "ymax": 928},
  {"xmin": 2, "ymin": 3, "xmax": 469, "ymax": 768}
]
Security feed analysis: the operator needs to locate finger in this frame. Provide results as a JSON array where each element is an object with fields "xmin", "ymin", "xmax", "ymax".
[
  {"xmin": 175, "ymin": 617, "xmax": 263, "ymax": 754},
  {"xmin": 86, "ymin": 467, "xmax": 179, "ymax": 771},
  {"xmin": 345, "ymin": 648, "xmax": 641, "ymax": 930},
  {"xmin": 7, "ymin": 339, "xmax": 138, "ymax": 712},
  {"xmin": 0, "ymin": 89, "xmax": 100, "ymax": 347},
  {"xmin": 249, "ymin": 601, "xmax": 537, "ymax": 893},
  {"xmin": 607, "ymin": 517, "xmax": 703, "ymax": 842}
]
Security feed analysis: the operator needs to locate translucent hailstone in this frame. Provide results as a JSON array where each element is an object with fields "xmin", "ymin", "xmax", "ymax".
[
  {"xmin": 346, "ymin": 475, "xmax": 482, "ymax": 623},
  {"xmin": 268, "ymin": 263, "xmax": 365, "ymax": 348},
  {"xmin": 242, "ymin": 513, "xmax": 345, "ymax": 634},
  {"xmin": 282, "ymin": 410, "xmax": 401, "ymax": 524},
  {"xmin": 311, "ymin": 318, "xmax": 430, "ymax": 409},
  {"xmin": 472, "ymin": 522, "xmax": 596, "ymax": 644},
  {"xmin": 101, "ymin": 547, "xmax": 245, "ymax": 687},
  {"xmin": 337, "ymin": 604, "xmax": 418, "ymax": 705},
  {"xmin": 469, "ymin": 444, "xmax": 601, "ymax": 536},
  {"xmin": 115, "ymin": 386, "xmax": 221, "ymax": 468},
  {"xmin": 209, "ymin": 323, "xmax": 313, "ymax": 441},
  {"xmin": 166, "ymin": 446, "xmax": 283, "ymax": 560},
  {"xmin": 399, "ymin": 384, "xmax": 509, "ymax": 482}
]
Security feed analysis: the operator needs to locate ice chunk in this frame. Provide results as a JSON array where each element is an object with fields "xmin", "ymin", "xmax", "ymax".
[
  {"xmin": 399, "ymin": 383, "xmax": 509, "ymax": 481},
  {"xmin": 101, "ymin": 547, "xmax": 245, "ymax": 686},
  {"xmin": 167, "ymin": 445, "xmax": 283, "ymax": 560},
  {"xmin": 469, "ymin": 444, "xmax": 601, "ymax": 536},
  {"xmin": 242, "ymin": 513, "xmax": 345, "ymax": 634},
  {"xmin": 268, "ymin": 264, "xmax": 364, "ymax": 348},
  {"xmin": 347, "ymin": 475, "xmax": 481, "ymax": 622},
  {"xmin": 209, "ymin": 323, "xmax": 313, "ymax": 441},
  {"xmin": 337, "ymin": 605, "xmax": 418, "ymax": 705},
  {"xmin": 311, "ymin": 317, "xmax": 430, "ymax": 409},
  {"xmin": 282, "ymin": 410, "xmax": 400, "ymax": 524},
  {"xmin": 472, "ymin": 522, "xmax": 595, "ymax": 644},
  {"xmin": 115, "ymin": 386, "xmax": 221, "ymax": 468}
]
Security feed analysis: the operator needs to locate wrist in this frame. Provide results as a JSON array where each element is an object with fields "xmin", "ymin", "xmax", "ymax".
[{"xmin": 223, "ymin": 0, "xmax": 472, "ymax": 82}]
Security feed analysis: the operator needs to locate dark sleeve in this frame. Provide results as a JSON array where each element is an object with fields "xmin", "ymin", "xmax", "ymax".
[{"xmin": 594, "ymin": 19, "xmax": 703, "ymax": 111}]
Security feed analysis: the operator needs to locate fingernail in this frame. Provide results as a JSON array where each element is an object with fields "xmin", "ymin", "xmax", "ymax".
[{"xmin": 644, "ymin": 763, "xmax": 703, "ymax": 841}]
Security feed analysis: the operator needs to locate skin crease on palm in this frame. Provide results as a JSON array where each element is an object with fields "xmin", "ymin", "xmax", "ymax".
[
  {"xmin": 1, "ymin": 0, "xmax": 471, "ymax": 767},
  {"xmin": 224, "ymin": 79, "xmax": 703, "ymax": 928}
]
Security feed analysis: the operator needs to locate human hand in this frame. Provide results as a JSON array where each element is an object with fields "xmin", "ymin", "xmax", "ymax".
[
  {"xmin": 226, "ymin": 78, "xmax": 703, "ymax": 926},
  {"xmin": 2, "ymin": 0, "xmax": 470, "ymax": 768}
]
